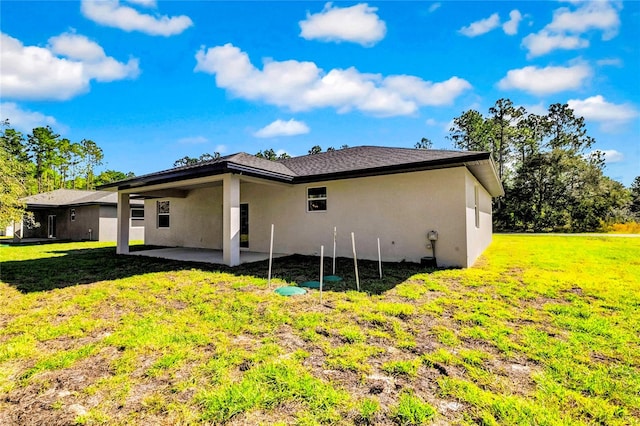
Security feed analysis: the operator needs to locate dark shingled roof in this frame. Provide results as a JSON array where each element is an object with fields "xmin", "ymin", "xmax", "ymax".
[
  {"xmin": 22, "ymin": 189, "xmax": 143, "ymax": 207},
  {"xmin": 279, "ymin": 146, "xmax": 488, "ymax": 181},
  {"xmin": 99, "ymin": 146, "xmax": 502, "ymax": 196}
]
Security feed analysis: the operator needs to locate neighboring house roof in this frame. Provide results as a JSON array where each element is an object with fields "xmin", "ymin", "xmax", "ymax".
[
  {"xmin": 99, "ymin": 146, "xmax": 504, "ymax": 196},
  {"xmin": 22, "ymin": 189, "xmax": 143, "ymax": 208}
]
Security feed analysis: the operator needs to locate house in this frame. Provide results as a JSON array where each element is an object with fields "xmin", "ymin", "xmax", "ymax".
[
  {"xmin": 13, "ymin": 189, "xmax": 144, "ymax": 242},
  {"xmin": 100, "ymin": 146, "xmax": 503, "ymax": 267}
]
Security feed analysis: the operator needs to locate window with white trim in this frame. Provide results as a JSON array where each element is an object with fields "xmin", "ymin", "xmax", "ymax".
[
  {"xmin": 157, "ymin": 201, "xmax": 170, "ymax": 228},
  {"xmin": 131, "ymin": 208, "xmax": 144, "ymax": 227},
  {"xmin": 307, "ymin": 187, "xmax": 327, "ymax": 212}
]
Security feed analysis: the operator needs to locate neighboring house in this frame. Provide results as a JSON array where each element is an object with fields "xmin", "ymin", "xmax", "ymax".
[
  {"xmin": 14, "ymin": 189, "xmax": 144, "ymax": 242},
  {"xmin": 100, "ymin": 146, "xmax": 503, "ymax": 267}
]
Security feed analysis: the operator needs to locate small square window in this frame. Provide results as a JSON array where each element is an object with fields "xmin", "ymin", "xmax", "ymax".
[
  {"xmin": 157, "ymin": 201, "xmax": 170, "ymax": 228},
  {"xmin": 131, "ymin": 208, "xmax": 144, "ymax": 227},
  {"xmin": 307, "ymin": 187, "xmax": 327, "ymax": 212},
  {"xmin": 70, "ymin": 209, "xmax": 76, "ymax": 221}
]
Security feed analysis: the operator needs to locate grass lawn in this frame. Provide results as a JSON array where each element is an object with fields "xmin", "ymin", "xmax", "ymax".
[{"xmin": 0, "ymin": 235, "xmax": 638, "ymax": 425}]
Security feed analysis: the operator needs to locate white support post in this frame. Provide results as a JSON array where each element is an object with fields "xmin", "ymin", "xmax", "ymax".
[
  {"xmin": 332, "ymin": 226, "xmax": 337, "ymax": 275},
  {"xmin": 268, "ymin": 224, "xmax": 274, "ymax": 288},
  {"xmin": 320, "ymin": 245, "xmax": 324, "ymax": 304},
  {"xmin": 223, "ymin": 174, "xmax": 241, "ymax": 266},
  {"xmin": 377, "ymin": 237, "xmax": 383, "ymax": 279},
  {"xmin": 116, "ymin": 192, "xmax": 130, "ymax": 254}
]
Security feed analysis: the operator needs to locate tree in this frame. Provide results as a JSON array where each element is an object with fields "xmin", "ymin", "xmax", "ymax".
[
  {"xmin": 173, "ymin": 152, "xmax": 220, "ymax": 167},
  {"xmin": 630, "ymin": 176, "xmax": 640, "ymax": 220},
  {"xmin": 79, "ymin": 139, "xmax": 104, "ymax": 190},
  {"xmin": 414, "ymin": 137, "xmax": 433, "ymax": 150},
  {"xmin": 0, "ymin": 121, "xmax": 31, "ymax": 228},
  {"xmin": 255, "ymin": 149, "xmax": 290, "ymax": 161},
  {"xmin": 27, "ymin": 126, "xmax": 60, "ymax": 192},
  {"xmin": 308, "ymin": 145, "xmax": 322, "ymax": 155},
  {"xmin": 449, "ymin": 110, "xmax": 491, "ymax": 152},
  {"xmin": 95, "ymin": 170, "xmax": 135, "ymax": 186},
  {"xmin": 449, "ymin": 99, "xmax": 629, "ymax": 232}
]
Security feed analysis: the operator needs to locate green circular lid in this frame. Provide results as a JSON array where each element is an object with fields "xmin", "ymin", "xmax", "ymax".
[
  {"xmin": 324, "ymin": 275, "xmax": 343, "ymax": 282},
  {"xmin": 274, "ymin": 286, "xmax": 307, "ymax": 296},
  {"xmin": 299, "ymin": 281, "xmax": 321, "ymax": 289}
]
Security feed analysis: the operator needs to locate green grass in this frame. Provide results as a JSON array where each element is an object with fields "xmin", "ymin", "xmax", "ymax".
[{"xmin": 0, "ymin": 235, "xmax": 639, "ymax": 425}]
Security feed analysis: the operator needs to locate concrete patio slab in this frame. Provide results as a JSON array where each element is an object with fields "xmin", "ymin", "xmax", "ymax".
[{"xmin": 129, "ymin": 247, "xmax": 287, "ymax": 265}]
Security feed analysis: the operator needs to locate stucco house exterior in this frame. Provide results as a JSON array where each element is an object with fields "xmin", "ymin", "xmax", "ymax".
[
  {"xmin": 101, "ymin": 146, "xmax": 503, "ymax": 268},
  {"xmin": 14, "ymin": 189, "xmax": 144, "ymax": 242}
]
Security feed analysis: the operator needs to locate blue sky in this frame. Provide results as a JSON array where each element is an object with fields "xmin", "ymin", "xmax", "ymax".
[{"xmin": 1, "ymin": 0, "xmax": 638, "ymax": 185}]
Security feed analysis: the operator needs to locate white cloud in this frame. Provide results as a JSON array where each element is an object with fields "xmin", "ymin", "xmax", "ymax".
[
  {"xmin": 0, "ymin": 32, "xmax": 140, "ymax": 101},
  {"xmin": 458, "ymin": 13, "xmax": 500, "ymax": 37},
  {"xmin": 428, "ymin": 3, "xmax": 441, "ymax": 13},
  {"xmin": 178, "ymin": 136, "xmax": 209, "ymax": 144},
  {"xmin": 522, "ymin": 30, "xmax": 589, "ymax": 58},
  {"xmin": 214, "ymin": 144, "xmax": 227, "ymax": 154},
  {"xmin": 521, "ymin": 102, "xmax": 547, "ymax": 116},
  {"xmin": 568, "ymin": 95, "xmax": 638, "ymax": 123},
  {"xmin": 425, "ymin": 118, "xmax": 437, "ymax": 126},
  {"xmin": 194, "ymin": 43, "xmax": 471, "ymax": 117},
  {"xmin": 502, "ymin": 10, "xmax": 522, "ymax": 35},
  {"xmin": 599, "ymin": 149, "xmax": 624, "ymax": 163},
  {"xmin": 0, "ymin": 102, "xmax": 58, "ymax": 133},
  {"xmin": 522, "ymin": 1, "xmax": 621, "ymax": 57},
  {"xmin": 596, "ymin": 57, "xmax": 622, "ymax": 67},
  {"xmin": 546, "ymin": 1, "xmax": 621, "ymax": 40},
  {"xmin": 382, "ymin": 75, "xmax": 472, "ymax": 106},
  {"xmin": 254, "ymin": 119, "xmax": 310, "ymax": 138},
  {"xmin": 299, "ymin": 3, "xmax": 386, "ymax": 46},
  {"xmin": 497, "ymin": 63, "xmax": 591, "ymax": 95},
  {"xmin": 126, "ymin": 0, "xmax": 156, "ymax": 8},
  {"xmin": 80, "ymin": 0, "xmax": 193, "ymax": 36}
]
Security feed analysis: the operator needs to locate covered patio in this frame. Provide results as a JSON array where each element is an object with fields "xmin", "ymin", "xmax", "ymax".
[{"xmin": 129, "ymin": 247, "xmax": 287, "ymax": 265}]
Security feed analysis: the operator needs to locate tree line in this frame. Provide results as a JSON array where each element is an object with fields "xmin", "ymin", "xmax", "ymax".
[
  {"xmin": 1, "ymin": 120, "xmax": 135, "ymax": 228},
  {"xmin": 1, "ymin": 120, "xmax": 134, "ymax": 193},
  {"xmin": 449, "ymin": 99, "xmax": 638, "ymax": 232}
]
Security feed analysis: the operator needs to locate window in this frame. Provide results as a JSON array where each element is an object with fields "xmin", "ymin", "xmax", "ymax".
[
  {"xmin": 157, "ymin": 201, "xmax": 170, "ymax": 228},
  {"xmin": 474, "ymin": 186, "xmax": 480, "ymax": 228},
  {"xmin": 131, "ymin": 208, "xmax": 144, "ymax": 227},
  {"xmin": 307, "ymin": 187, "xmax": 327, "ymax": 212},
  {"xmin": 70, "ymin": 209, "xmax": 76, "ymax": 222}
]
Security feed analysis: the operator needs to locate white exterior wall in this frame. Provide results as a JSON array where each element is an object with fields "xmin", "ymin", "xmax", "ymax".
[
  {"xmin": 241, "ymin": 168, "xmax": 467, "ymax": 266},
  {"xmin": 141, "ymin": 168, "xmax": 478, "ymax": 267},
  {"xmin": 463, "ymin": 170, "xmax": 493, "ymax": 267},
  {"xmin": 144, "ymin": 186, "xmax": 223, "ymax": 248},
  {"xmin": 99, "ymin": 205, "xmax": 145, "ymax": 242}
]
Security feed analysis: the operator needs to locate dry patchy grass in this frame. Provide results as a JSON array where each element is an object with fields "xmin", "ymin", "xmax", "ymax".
[{"xmin": 0, "ymin": 235, "xmax": 638, "ymax": 425}]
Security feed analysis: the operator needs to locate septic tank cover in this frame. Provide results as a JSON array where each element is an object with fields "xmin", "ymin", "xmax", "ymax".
[{"xmin": 274, "ymin": 286, "xmax": 307, "ymax": 296}]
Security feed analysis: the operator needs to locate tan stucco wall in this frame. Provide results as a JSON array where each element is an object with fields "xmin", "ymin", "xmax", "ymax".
[
  {"xmin": 242, "ymin": 168, "xmax": 469, "ymax": 266},
  {"xmin": 142, "ymin": 168, "xmax": 492, "ymax": 267},
  {"xmin": 464, "ymin": 170, "xmax": 493, "ymax": 267},
  {"xmin": 99, "ymin": 205, "xmax": 145, "ymax": 242},
  {"xmin": 68, "ymin": 205, "xmax": 101, "ymax": 240},
  {"xmin": 144, "ymin": 186, "xmax": 223, "ymax": 248}
]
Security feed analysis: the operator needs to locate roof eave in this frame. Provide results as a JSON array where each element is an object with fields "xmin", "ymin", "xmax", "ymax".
[
  {"xmin": 290, "ymin": 153, "xmax": 492, "ymax": 184},
  {"xmin": 98, "ymin": 161, "xmax": 296, "ymax": 192}
]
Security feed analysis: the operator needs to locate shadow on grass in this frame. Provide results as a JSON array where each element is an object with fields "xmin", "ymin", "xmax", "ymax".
[{"xmin": 0, "ymin": 245, "xmax": 435, "ymax": 294}]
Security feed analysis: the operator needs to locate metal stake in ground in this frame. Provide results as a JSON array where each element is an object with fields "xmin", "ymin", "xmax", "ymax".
[
  {"xmin": 320, "ymin": 245, "xmax": 324, "ymax": 304},
  {"xmin": 351, "ymin": 232, "xmax": 360, "ymax": 291},
  {"xmin": 332, "ymin": 226, "xmax": 337, "ymax": 275},
  {"xmin": 377, "ymin": 237, "xmax": 383, "ymax": 279},
  {"xmin": 268, "ymin": 223, "xmax": 274, "ymax": 288}
]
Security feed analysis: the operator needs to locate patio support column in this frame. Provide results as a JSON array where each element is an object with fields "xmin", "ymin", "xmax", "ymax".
[
  {"xmin": 223, "ymin": 174, "xmax": 241, "ymax": 266},
  {"xmin": 116, "ymin": 192, "xmax": 130, "ymax": 254}
]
